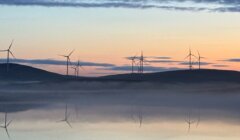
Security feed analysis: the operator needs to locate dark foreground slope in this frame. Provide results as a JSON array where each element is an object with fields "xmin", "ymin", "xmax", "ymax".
[
  {"xmin": 99, "ymin": 69, "xmax": 240, "ymax": 83},
  {"xmin": 0, "ymin": 63, "xmax": 66, "ymax": 81}
]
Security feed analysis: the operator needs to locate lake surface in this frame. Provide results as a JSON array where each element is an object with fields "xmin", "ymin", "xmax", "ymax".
[{"xmin": 0, "ymin": 82, "xmax": 240, "ymax": 140}]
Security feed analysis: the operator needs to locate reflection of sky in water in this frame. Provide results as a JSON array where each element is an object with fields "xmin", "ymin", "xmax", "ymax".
[
  {"xmin": 1, "ymin": 109, "xmax": 240, "ymax": 140},
  {"xmin": 0, "ymin": 82, "xmax": 240, "ymax": 139}
]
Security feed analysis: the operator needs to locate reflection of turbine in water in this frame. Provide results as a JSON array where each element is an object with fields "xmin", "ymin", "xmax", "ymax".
[
  {"xmin": 185, "ymin": 112, "xmax": 195, "ymax": 133},
  {"xmin": 130, "ymin": 106, "xmax": 143, "ymax": 128},
  {"xmin": 58, "ymin": 104, "xmax": 72, "ymax": 128},
  {"xmin": 138, "ymin": 110, "xmax": 143, "ymax": 128},
  {"xmin": 0, "ymin": 112, "xmax": 12, "ymax": 139},
  {"xmin": 196, "ymin": 112, "xmax": 201, "ymax": 128}
]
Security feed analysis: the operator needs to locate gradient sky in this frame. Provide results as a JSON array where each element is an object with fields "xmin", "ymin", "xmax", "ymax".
[{"xmin": 1, "ymin": 0, "xmax": 240, "ymax": 76}]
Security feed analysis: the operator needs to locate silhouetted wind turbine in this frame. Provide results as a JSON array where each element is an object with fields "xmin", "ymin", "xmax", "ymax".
[
  {"xmin": 72, "ymin": 60, "xmax": 84, "ymax": 77},
  {"xmin": 185, "ymin": 112, "xmax": 195, "ymax": 132},
  {"xmin": 0, "ymin": 112, "xmax": 12, "ymax": 139},
  {"xmin": 71, "ymin": 66, "xmax": 78, "ymax": 77},
  {"xmin": 196, "ymin": 51, "xmax": 205, "ymax": 69},
  {"xmin": 76, "ymin": 60, "xmax": 84, "ymax": 76},
  {"xmin": 138, "ymin": 51, "xmax": 148, "ymax": 73},
  {"xmin": 128, "ymin": 53, "xmax": 138, "ymax": 73},
  {"xmin": 0, "ymin": 40, "xmax": 15, "ymax": 72},
  {"xmin": 59, "ymin": 50, "xmax": 74, "ymax": 76},
  {"xmin": 58, "ymin": 104, "xmax": 72, "ymax": 128},
  {"xmin": 185, "ymin": 48, "xmax": 196, "ymax": 70}
]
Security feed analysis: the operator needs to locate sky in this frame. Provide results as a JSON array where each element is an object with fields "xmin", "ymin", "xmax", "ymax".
[{"xmin": 1, "ymin": 0, "xmax": 240, "ymax": 76}]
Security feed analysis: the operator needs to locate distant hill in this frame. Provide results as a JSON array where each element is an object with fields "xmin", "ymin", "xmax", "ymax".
[
  {"xmin": 99, "ymin": 69, "xmax": 240, "ymax": 83},
  {"xmin": 0, "ymin": 63, "xmax": 67, "ymax": 81},
  {"xmin": 0, "ymin": 63, "xmax": 240, "ymax": 83}
]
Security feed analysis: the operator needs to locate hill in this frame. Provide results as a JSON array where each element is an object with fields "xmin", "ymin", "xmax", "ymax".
[
  {"xmin": 99, "ymin": 69, "xmax": 240, "ymax": 83},
  {"xmin": 0, "ymin": 63, "xmax": 240, "ymax": 83},
  {"xmin": 0, "ymin": 63, "xmax": 67, "ymax": 81}
]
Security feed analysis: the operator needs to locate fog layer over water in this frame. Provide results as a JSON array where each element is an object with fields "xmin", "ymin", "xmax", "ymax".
[{"xmin": 0, "ymin": 82, "xmax": 240, "ymax": 140}]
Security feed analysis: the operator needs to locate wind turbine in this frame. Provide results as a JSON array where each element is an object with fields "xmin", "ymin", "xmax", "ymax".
[
  {"xmin": 0, "ymin": 112, "xmax": 12, "ymax": 139},
  {"xmin": 185, "ymin": 112, "xmax": 195, "ymax": 133},
  {"xmin": 185, "ymin": 48, "xmax": 196, "ymax": 70},
  {"xmin": 76, "ymin": 60, "xmax": 84, "ymax": 76},
  {"xmin": 59, "ymin": 50, "xmax": 74, "ymax": 76},
  {"xmin": 128, "ymin": 54, "xmax": 138, "ymax": 74},
  {"xmin": 72, "ymin": 60, "xmax": 84, "ymax": 77},
  {"xmin": 71, "ymin": 66, "xmax": 78, "ymax": 77},
  {"xmin": 58, "ymin": 104, "xmax": 72, "ymax": 128},
  {"xmin": 0, "ymin": 40, "xmax": 15, "ymax": 72},
  {"xmin": 196, "ymin": 51, "xmax": 205, "ymax": 69},
  {"xmin": 138, "ymin": 51, "xmax": 148, "ymax": 74}
]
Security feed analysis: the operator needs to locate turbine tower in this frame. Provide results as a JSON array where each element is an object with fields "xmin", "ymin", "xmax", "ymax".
[
  {"xmin": 185, "ymin": 48, "xmax": 195, "ymax": 70},
  {"xmin": 0, "ymin": 112, "xmax": 12, "ymax": 139},
  {"xmin": 0, "ymin": 40, "xmax": 15, "ymax": 72},
  {"xmin": 59, "ymin": 50, "xmax": 74, "ymax": 76}
]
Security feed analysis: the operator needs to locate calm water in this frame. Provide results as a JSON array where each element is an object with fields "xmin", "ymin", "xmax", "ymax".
[{"xmin": 0, "ymin": 82, "xmax": 240, "ymax": 140}]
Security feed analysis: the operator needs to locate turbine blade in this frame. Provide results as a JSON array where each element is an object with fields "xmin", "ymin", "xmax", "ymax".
[
  {"xmin": 184, "ymin": 54, "xmax": 190, "ymax": 59},
  {"xmin": 8, "ymin": 40, "xmax": 14, "ymax": 50},
  {"xmin": 133, "ymin": 53, "xmax": 138, "ymax": 59},
  {"xmin": 191, "ymin": 54, "xmax": 197, "ymax": 58},
  {"xmin": 66, "ymin": 121, "xmax": 72, "ymax": 128},
  {"xmin": 68, "ymin": 49, "xmax": 75, "ymax": 57},
  {"xmin": 7, "ymin": 120, "xmax": 12, "ymax": 127},
  {"xmin": 59, "ymin": 54, "xmax": 67, "ymax": 57},
  {"xmin": 56, "ymin": 120, "xmax": 65, "ymax": 123},
  {"xmin": 192, "ymin": 54, "xmax": 198, "ymax": 59},
  {"xmin": 9, "ymin": 51, "xmax": 15, "ymax": 59},
  {"xmin": 80, "ymin": 65, "xmax": 85, "ymax": 71},
  {"xmin": 5, "ymin": 128, "xmax": 10, "ymax": 139}
]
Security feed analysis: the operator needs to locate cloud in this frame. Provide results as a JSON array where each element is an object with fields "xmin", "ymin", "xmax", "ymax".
[
  {"xmin": 125, "ymin": 55, "xmax": 177, "ymax": 63},
  {"xmin": 98, "ymin": 65, "xmax": 180, "ymax": 72},
  {"xmin": 0, "ymin": 58, "xmax": 115, "ymax": 67},
  {"xmin": 221, "ymin": 58, "xmax": 240, "ymax": 62},
  {"xmin": 150, "ymin": 56, "xmax": 172, "ymax": 60},
  {"xmin": 179, "ymin": 61, "xmax": 212, "ymax": 66},
  {"xmin": 212, "ymin": 64, "xmax": 229, "ymax": 67},
  {"xmin": 147, "ymin": 60, "xmax": 180, "ymax": 63},
  {"xmin": 1, "ymin": 0, "xmax": 240, "ymax": 12},
  {"xmin": 146, "ymin": 56, "xmax": 181, "ymax": 63}
]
